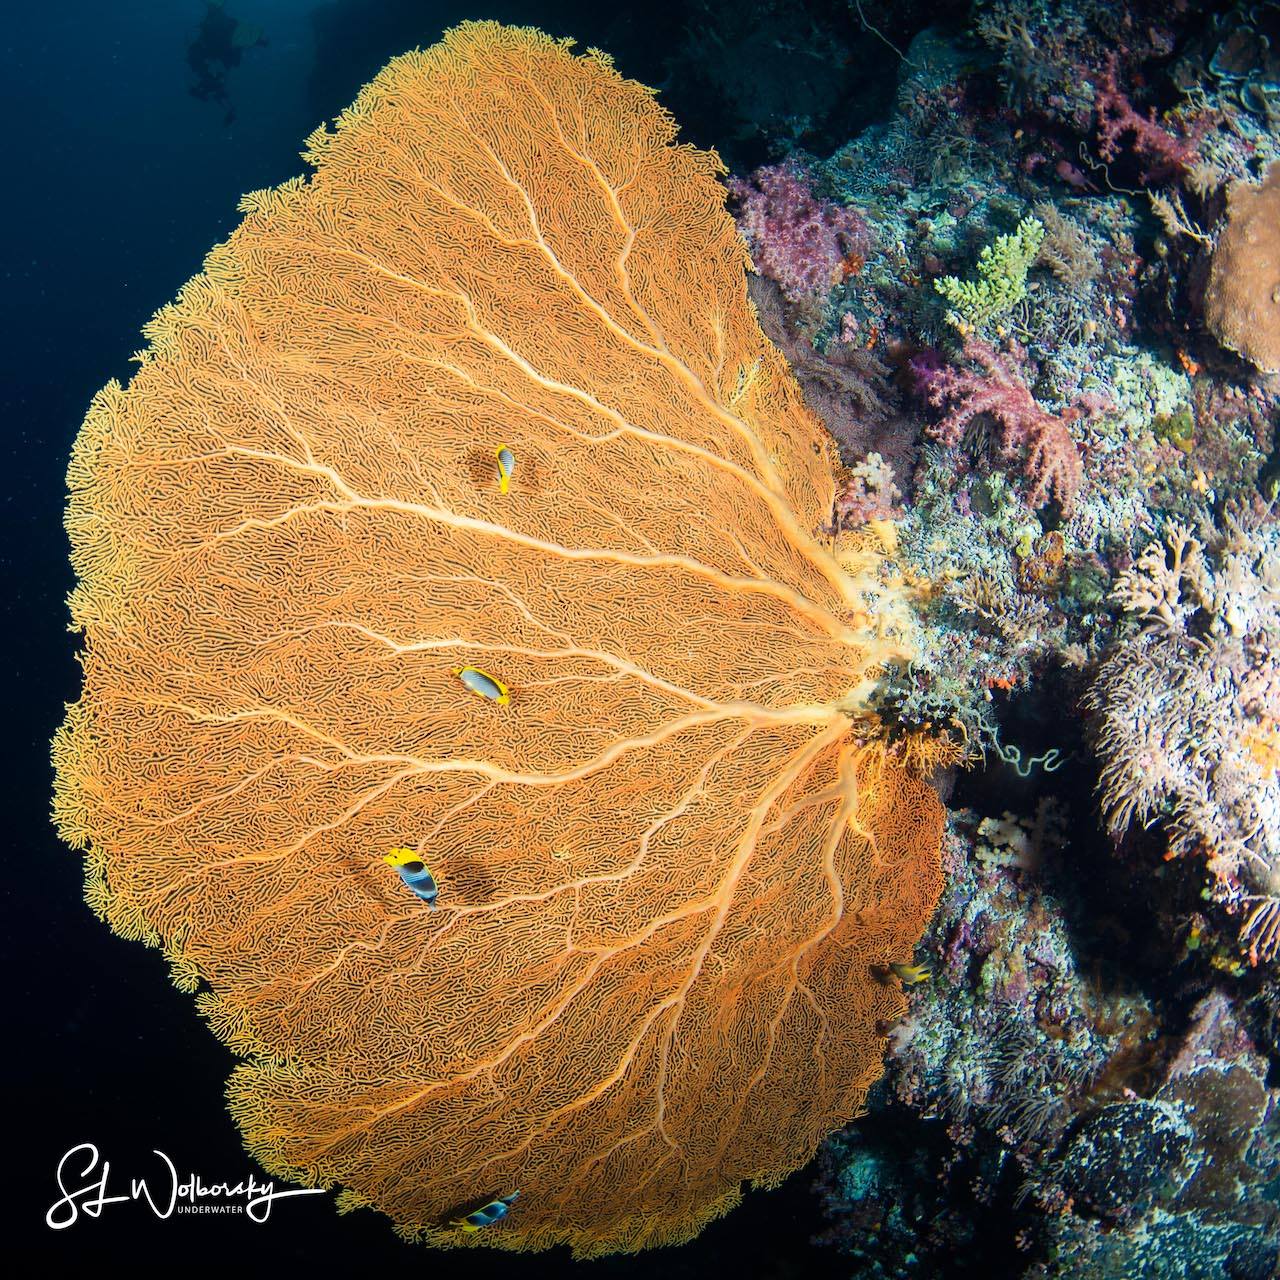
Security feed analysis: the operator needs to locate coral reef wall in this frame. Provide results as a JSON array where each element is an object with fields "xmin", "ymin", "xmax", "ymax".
[{"xmin": 710, "ymin": 1, "xmax": 1280, "ymax": 1275}]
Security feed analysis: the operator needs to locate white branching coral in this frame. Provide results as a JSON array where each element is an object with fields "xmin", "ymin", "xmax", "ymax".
[
  {"xmin": 1086, "ymin": 512, "xmax": 1280, "ymax": 964},
  {"xmin": 1109, "ymin": 520, "xmax": 1206, "ymax": 633}
]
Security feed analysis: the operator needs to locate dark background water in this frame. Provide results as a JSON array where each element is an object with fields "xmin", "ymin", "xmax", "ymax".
[{"xmin": 4, "ymin": 2, "xmax": 865, "ymax": 1272}]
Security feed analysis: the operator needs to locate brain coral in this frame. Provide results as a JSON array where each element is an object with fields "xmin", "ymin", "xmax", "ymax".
[{"xmin": 52, "ymin": 21, "xmax": 943, "ymax": 1256}]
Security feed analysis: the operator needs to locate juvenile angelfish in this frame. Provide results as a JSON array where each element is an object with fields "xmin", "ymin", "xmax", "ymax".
[
  {"xmin": 453, "ymin": 1191, "xmax": 520, "ymax": 1232},
  {"xmin": 453, "ymin": 664, "xmax": 510, "ymax": 704},
  {"xmin": 384, "ymin": 847, "xmax": 439, "ymax": 908},
  {"xmin": 495, "ymin": 443, "xmax": 515, "ymax": 494}
]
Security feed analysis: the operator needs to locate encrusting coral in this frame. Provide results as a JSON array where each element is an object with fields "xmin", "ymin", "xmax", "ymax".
[
  {"xmin": 1204, "ymin": 161, "xmax": 1280, "ymax": 374},
  {"xmin": 51, "ymin": 21, "xmax": 945, "ymax": 1258}
]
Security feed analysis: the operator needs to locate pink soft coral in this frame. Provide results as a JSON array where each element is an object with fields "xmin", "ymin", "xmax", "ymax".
[
  {"xmin": 914, "ymin": 340, "xmax": 1086, "ymax": 514},
  {"xmin": 1094, "ymin": 54, "xmax": 1198, "ymax": 184},
  {"xmin": 729, "ymin": 161, "xmax": 867, "ymax": 304}
]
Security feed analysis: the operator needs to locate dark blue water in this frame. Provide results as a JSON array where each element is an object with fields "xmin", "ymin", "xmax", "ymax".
[{"xmin": 5, "ymin": 2, "xmax": 852, "ymax": 1273}]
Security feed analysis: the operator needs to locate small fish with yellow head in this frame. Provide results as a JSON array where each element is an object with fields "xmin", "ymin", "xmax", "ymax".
[{"xmin": 384, "ymin": 847, "xmax": 439, "ymax": 908}]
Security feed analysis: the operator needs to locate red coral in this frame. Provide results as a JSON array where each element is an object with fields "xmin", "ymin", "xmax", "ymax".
[
  {"xmin": 914, "ymin": 340, "xmax": 1086, "ymax": 514},
  {"xmin": 1094, "ymin": 55, "xmax": 1197, "ymax": 184},
  {"xmin": 728, "ymin": 161, "xmax": 868, "ymax": 304}
]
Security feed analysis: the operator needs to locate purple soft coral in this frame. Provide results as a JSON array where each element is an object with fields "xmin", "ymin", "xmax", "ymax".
[{"xmin": 728, "ymin": 161, "xmax": 868, "ymax": 304}]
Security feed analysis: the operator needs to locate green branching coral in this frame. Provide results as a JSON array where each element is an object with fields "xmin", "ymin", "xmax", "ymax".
[{"xmin": 935, "ymin": 216, "xmax": 1045, "ymax": 334}]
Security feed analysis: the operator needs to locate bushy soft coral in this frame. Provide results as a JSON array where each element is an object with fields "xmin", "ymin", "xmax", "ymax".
[
  {"xmin": 728, "ymin": 160, "xmax": 868, "ymax": 304},
  {"xmin": 1094, "ymin": 53, "xmax": 1200, "ymax": 183},
  {"xmin": 914, "ymin": 339, "xmax": 1088, "ymax": 513},
  {"xmin": 834, "ymin": 451, "xmax": 904, "ymax": 528},
  {"xmin": 1086, "ymin": 512, "xmax": 1280, "ymax": 964}
]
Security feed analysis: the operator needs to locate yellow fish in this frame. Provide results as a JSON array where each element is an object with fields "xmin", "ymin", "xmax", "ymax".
[
  {"xmin": 453, "ymin": 665, "xmax": 510, "ymax": 704},
  {"xmin": 495, "ymin": 444, "xmax": 515, "ymax": 494},
  {"xmin": 889, "ymin": 961, "xmax": 932, "ymax": 986},
  {"xmin": 383, "ymin": 847, "xmax": 439, "ymax": 907}
]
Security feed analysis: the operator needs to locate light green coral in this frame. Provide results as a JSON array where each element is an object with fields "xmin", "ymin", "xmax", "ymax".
[{"xmin": 935, "ymin": 216, "xmax": 1045, "ymax": 334}]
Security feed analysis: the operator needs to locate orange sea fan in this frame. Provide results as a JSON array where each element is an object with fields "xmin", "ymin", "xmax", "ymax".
[{"xmin": 51, "ymin": 21, "xmax": 944, "ymax": 1256}]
